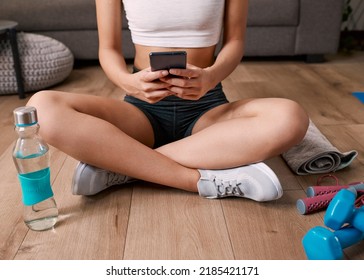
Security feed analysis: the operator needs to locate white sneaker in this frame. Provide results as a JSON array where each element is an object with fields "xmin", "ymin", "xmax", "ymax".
[
  {"xmin": 197, "ymin": 162, "xmax": 283, "ymax": 202},
  {"xmin": 71, "ymin": 162, "xmax": 135, "ymax": 195}
]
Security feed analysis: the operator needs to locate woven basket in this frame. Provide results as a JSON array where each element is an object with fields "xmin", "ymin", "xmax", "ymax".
[{"xmin": 0, "ymin": 32, "xmax": 74, "ymax": 94}]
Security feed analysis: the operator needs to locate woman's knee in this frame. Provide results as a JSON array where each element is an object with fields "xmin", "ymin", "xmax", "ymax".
[
  {"xmin": 27, "ymin": 90, "xmax": 69, "ymax": 143},
  {"xmin": 27, "ymin": 90, "xmax": 63, "ymax": 109},
  {"xmin": 274, "ymin": 99, "xmax": 309, "ymax": 146}
]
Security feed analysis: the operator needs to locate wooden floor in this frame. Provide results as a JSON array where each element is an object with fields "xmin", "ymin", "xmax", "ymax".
[{"xmin": 1, "ymin": 52, "xmax": 364, "ymax": 260}]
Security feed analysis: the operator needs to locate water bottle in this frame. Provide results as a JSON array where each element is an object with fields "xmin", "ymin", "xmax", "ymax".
[{"xmin": 12, "ymin": 106, "xmax": 58, "ymax": 231}]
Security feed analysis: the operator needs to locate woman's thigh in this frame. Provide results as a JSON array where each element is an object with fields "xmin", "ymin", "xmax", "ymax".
[
  {"xmin": 28, "ymin": 90, "xmax": 155, "ymax": 147},
  {"xmin": 191, "ymin": 97, "xmax": 308, "ymax": 135}
]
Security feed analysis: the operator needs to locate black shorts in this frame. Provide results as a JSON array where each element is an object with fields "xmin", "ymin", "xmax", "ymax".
[{"xmin": 124, "ymin": 79, "xmax": 229, "ymax": 148}]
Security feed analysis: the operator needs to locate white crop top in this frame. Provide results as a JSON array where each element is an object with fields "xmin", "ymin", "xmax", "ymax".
[{"xmin": 122, "ymin": 0, "xmax": 225, "ymax": 48}]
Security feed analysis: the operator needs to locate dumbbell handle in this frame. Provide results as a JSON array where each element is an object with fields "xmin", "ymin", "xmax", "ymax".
[
  {"xmin": 306, "ymin": 185, "xmax": 349, "ymax": 197},
  {"xmin": 307, "ymin": 183, "xmax": 364, "ymax": 197},
  {"xmin": 297, "ymin": 192, "xmax": 337, "ymax": 215},
  {"xmin": 298, "ymin": 184, "xmax": 364, "ymax": 215}
]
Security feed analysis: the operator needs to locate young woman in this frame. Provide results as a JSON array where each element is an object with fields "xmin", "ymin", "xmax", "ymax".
[{"xmin": 27, "ymin": 0, "xmax": 309, "ymax": 201}]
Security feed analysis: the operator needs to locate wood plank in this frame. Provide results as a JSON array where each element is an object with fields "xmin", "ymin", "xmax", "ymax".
[
  {"xmin": 342, "ymin": 124, "xmax": 364, "ymax": 164},
  {"xmin": 123, "ymin": 183, "xmax": 234, "ymax": 260},
  {"xmin": 223, "ymin": 190, "xmax": 324, "ymax": 259},
  {"xmin": 230, "ymin": 60, "xmax": 363, "ymax": 125}
]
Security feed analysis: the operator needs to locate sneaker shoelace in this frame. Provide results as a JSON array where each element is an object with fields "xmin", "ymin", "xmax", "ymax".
[
  {"xmin": 106, "ymin": 172, "xmax": 127, "ymax": 187},
  {"xmin": 214, "ymin": 178, "xmax": 244, "ymax": 197}
]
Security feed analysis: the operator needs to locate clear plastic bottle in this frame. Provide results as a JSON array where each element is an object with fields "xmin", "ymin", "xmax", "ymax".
[{"xmin": 12, "ymin": 106, "xmax": 58, "ymax": 231}]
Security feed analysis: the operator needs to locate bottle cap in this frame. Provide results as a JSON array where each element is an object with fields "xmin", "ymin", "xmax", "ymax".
[{"xmin": 13, "ymin": 106, "xmax": 38, "ymax": 126}]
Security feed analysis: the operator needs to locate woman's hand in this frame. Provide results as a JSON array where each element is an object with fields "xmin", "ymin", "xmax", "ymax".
[
  {"xmin": 123, "ymin": 68, "xmax": 172, "ymax": 104},
  {"xmin": 160, "ymin": 64, "xmax": 215, "ymax": 100}
]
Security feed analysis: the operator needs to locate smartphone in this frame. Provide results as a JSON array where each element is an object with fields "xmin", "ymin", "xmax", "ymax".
[{"xmin": 149, "ymin": 51, "xmax": 187, "ymax": 71}]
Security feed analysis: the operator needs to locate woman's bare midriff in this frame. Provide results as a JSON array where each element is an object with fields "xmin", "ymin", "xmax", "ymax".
[{"xmin": 133, "ymin": 44, "xmax": 217, "ymax": 70}]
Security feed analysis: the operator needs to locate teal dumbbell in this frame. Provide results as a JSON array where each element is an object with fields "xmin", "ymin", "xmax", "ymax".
[
  {"xmin": 302, "ymin": 225, "xmax": 364, "ymax": 260},
  {"xmin": 324, "ymin": 187, "xmax": 364, "ymax": 231}
]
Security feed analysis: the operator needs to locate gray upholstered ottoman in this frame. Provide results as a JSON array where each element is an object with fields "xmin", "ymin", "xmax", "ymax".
[{"xmin": 0, "ymin": 32, "xmax": 74, "ymax": 95}]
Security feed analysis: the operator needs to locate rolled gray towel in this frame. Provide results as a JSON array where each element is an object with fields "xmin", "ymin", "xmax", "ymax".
[{"xmin": 282, "ymin": 120, "xmax": 358, "ymax": 175}]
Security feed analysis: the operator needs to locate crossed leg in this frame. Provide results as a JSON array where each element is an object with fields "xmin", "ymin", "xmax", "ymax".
[
  {"xmin": 158, "ymin": 97, "xmax": 309, "ymax": 169},
  {"xmin": 27, "ymin": 90, "xmax": 309, "ymax": 193}
]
